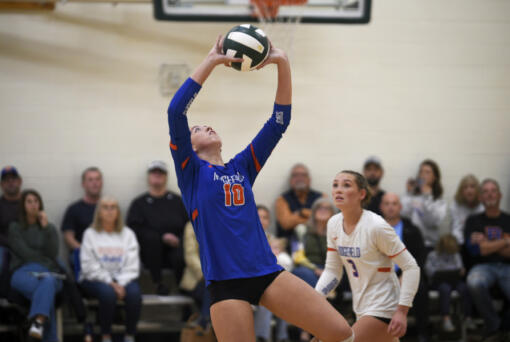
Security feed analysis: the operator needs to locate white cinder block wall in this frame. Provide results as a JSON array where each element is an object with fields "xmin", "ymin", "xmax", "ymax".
[{"xmin": 0, "ymin": 0, "xmax": 509, "ymax": 240}]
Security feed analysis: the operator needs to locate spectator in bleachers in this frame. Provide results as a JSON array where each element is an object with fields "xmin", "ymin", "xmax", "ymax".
[
  {"xmin": 257, "ymin": 204, "xmax": 272, "ymax": 239},
  {"xmin": 8, "ymin": 189, "xmax": 62, "ymax": 341},
  {"xmin": 0, "ymin": 166, "xmax": 22, "ymax": 246},
  {"xmin": 425, "ymin": 234, "xmax": 474, "ymax": 333},
  {"xmin": 401, "ymin": 159, "xmax": 447, "ymax": 251},
  {"xmin": 380, "ymin": 192, "xmax": 430, "ymax": 342},
  {"xmin": 127, "ymin": 160, "xmax": 188, "ymax": 295},
  {"xmin": 362, "ymin": 156, "xmax": 385, "ymax": 215},
  {"xmin": 180, "ymin": 221, "xmax": 211, "ymax": 331},
  {"xmin": 292, "ymin": 198, "xmax": 334, "ymax": 287},
  {"xmin": 0, "ymin": 165, "xmax": 22, "ymax": 297},
  {"xmin": 257, "ymin": 205, "xmax": 293, "ymax": 272},
  {"xmin": 79, "ymin": 196, "xmax": 141, "ymax": 342},
  {"xmin": 450, "ymin": 175, "xmax": 484, "ymax": 245},
  {"xmin": 465, "ymin": 179, "xmax": 510, "ymax": 341},
  {"xmin": 61, "ymin": 166, "xmax": 103, "ymax": 275},
  {"xmin": 275, "ymin": 163, "xmax": 324, "ymax": 253},
  {"xmin": 254, "ymin": 204, "xmax": 291, "ymax": 342}
]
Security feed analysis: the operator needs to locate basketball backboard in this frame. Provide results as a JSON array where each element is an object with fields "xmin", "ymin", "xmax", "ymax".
[{"xmin": 153, "ymin": 0, "xmax": 371, "ymax": 24}]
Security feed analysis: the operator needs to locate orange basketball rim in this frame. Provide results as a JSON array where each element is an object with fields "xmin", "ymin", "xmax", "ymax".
[{"xmin": 251, "ymin": 0, "xmax": 308, "ymax": 19}]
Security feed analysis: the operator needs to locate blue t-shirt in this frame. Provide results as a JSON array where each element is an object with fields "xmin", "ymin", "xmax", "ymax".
[
  {"xmin": 392, "ymin": 220, "xmax": 404, "ymax": 272},
  {"xmin": 167, "ymin": 78, "xmax": 290, "ymax": 284}
]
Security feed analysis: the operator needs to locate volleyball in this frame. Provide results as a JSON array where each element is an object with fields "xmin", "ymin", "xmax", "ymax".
[{"xmin": 222, "ymin": 24, "xmax": 270, "ymax": 72}]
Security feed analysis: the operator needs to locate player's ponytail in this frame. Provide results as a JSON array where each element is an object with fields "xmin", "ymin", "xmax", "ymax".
[{"xmin": 339, "ymin": 170, "xmax": 372, "ymax": 208}]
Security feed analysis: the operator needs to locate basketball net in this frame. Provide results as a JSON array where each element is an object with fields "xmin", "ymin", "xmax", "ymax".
[{"xmin": 250, "ymin": 0, "xmax": 307, "ymax": 58}]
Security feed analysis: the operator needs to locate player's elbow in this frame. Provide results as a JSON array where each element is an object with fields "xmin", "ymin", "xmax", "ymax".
[{"xmin": 402, "ymin": 259, "xmax": 420, "ymax": 272}]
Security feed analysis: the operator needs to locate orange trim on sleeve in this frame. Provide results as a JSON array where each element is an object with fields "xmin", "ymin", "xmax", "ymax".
[
  {"xmin": 192, "ymin": 209, "xmax": 198, "ymax": 221},
  {"xmin": 378, "ymin": 267, "xmax": 392, "ymax": 272},
  {"xmin": 327, "ymin": 248, "xmax": 337, "ymax": 252},
  {"xmin": 181, "ymin": 156, "xmax": 190, "ymax": 170},
  {"xmin": 250, "ymin": 144, "xmax": 262, "ymax": 172},
  {"xmin": 389, "ymin": 248, "xmax": 407, "ymax": 258},
  {"xmin": 170, "ymin": 141, "xmax": 178, "ymax": 151}
]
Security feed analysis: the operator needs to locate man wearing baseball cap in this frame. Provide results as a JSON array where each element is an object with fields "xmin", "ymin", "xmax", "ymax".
[
  {"xmin": 0, "ymin": 166, "xmax": 22, "ymax": 246},
  {"xmin": 127, "ymin": 160, "xmax": 188, "ymax": 295},
  {"xmin": 0, "ymin": 165, "xmax": 22, "ymax": 296},
  {"xmin": 362, "ymin": 156, "xmax": 386, "ymax": 216}
]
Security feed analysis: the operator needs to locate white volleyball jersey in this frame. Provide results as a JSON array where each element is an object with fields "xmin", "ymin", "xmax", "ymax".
[{"xmin": 327, "ymin": 210, "xmax": 407, "ymax": 319}]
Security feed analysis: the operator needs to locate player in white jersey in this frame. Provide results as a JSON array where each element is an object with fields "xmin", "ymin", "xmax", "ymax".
[{"xmin": 315, "ymin": 171, "xmax": 420, "ymax": 342}]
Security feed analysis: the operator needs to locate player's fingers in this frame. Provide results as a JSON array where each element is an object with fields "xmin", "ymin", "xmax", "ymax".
[
  {"xmin": 222, "ymin": 57, "xmax": 243, "ymax": 68},
  {"xmin": 398, "ymin": 324, "xmax": 407, "ymax": 337},
  {"xmin": 387, "ymin": 321, "xmax": 398, "ymax": 336},
  {"xmin": 267, "ymin": 38, "xmax": 273, "ymax": 49},
  {"xmin": 223, "ymin": 57, "xmax": 243, "ymax": 64},
  {"xmin": 217, "ymin": 35, "xmax": 226, "ymax": 53},
  {"xmin": 390, "ymin": 322, "xmax": 404, "ymax": 338},
  {"xmin": 396, "ymin": 325, "xmax": 405, "ymax": 338},
  {"xmin": 256, "ymin": 58, "xmax": 271, "ymax": 69},
  {"xmin": 215, "ymin": 35, "xmax": 223, "ymax": 52}
]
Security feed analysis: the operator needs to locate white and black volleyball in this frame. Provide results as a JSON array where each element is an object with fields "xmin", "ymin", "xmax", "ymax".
[{"xmin": 222, "ymin": 24, "xmax": 270, "ymax": 72}]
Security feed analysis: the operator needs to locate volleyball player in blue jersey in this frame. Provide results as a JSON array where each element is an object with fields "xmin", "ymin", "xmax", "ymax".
[{"xmin": 167, "ymin": 36, "xmax": 354, "ymax": 342}]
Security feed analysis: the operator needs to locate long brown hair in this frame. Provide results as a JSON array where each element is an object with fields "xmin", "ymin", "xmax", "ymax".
[
  {"xmin": 19, "ymin": 189, "xmax": 44, "ymax": 228},
  {"xmin": 415, "ymin": 159, "xmax": 443, "ymax": 200},
  {"xmin": 339, "ymin": 170, "xmax": 372, "ymax": 207}
]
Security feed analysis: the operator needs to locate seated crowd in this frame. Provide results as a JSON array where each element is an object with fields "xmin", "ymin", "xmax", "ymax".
[{"xmin": 0, "ymin": 156, "xmax": 508, "ymax": 342}]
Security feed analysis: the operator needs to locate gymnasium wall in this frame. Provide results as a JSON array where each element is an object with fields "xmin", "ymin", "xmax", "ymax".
[{"xmin": 0, "ymin": 0, "xmax": 509, "ymax": 236}]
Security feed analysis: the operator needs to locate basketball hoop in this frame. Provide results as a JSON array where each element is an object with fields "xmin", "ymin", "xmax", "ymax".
[
  {"xmin": 250, "ymin": 0, "xmax": 307, "ymax": 20},
  {"xmin": 249, "ymin": 0, "xmax": 308, "ymax": 58}
]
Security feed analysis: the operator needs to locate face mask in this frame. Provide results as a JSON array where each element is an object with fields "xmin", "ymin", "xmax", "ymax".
[{"xmin": 367, "ymin": 177, "xmax": 380, "ymax": 187}]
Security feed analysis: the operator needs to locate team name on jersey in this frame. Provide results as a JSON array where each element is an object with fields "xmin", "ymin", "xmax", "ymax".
[
  {"xmin": 183, "ymin": 92, "xmax": 198, "ymax": 116},
  {"xmin": 213, "ymin": 171, "xmax": 245, "ymax": 185},
  {"xmin": 338, "ymin": 246, "xmax": 361, "ymax": 258}
]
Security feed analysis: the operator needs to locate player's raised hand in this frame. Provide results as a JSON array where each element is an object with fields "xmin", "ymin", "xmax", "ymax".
[
  {"xmin": 387, "ymin": 307, "xmax": 408, "ymax": 338},
  {"xmin": 192, "ymin": 35, "xmax": 244, "ymax": 84},
  {"xmin": 207, "ymin": 35, "xmax": 244, "ymax": 67},
  {"xmin": 256, "ymin": 40, "xmax": 288, "ymax": 69}
]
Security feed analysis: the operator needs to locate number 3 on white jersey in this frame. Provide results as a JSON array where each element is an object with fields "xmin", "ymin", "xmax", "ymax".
[
  {"xmin": 224, "ymin": 184, "xmax": 245, "ymax": 206},
  {"xmin": 346, "ymin": 259, "xmax": 359, "ymax": 278}
]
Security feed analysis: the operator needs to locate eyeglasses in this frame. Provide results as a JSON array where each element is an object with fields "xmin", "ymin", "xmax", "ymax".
[
  {"xmin": 291, "ymin": 172, "xmax": 309, "ymax": 178},
  {"xmin": 101, "ymin": 204, "xmax": 118, "ymax": 210}
]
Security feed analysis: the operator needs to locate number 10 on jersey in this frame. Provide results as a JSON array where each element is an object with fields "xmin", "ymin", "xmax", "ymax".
[{"xmin": 224, "ymin": 184, "xmax": 245, "ymax": 206}]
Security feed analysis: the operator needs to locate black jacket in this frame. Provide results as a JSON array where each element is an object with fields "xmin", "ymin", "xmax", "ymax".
[{"xmin": 400, "ymin": 218, "xmax": 427, "ymax": 272}]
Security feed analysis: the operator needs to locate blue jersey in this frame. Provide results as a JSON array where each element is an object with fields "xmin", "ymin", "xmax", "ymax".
[{"xmin": 167, "ymin": 78, "xmax": 291, "ymax": 284}]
